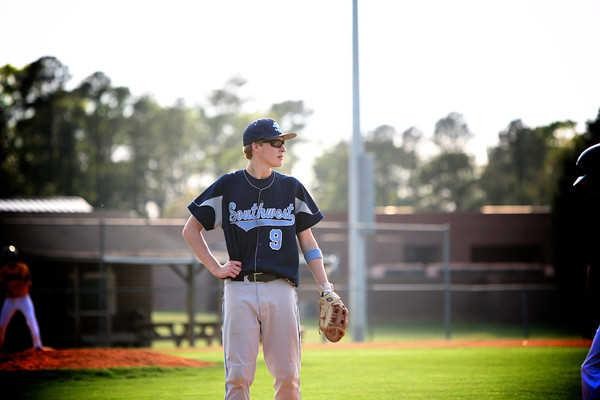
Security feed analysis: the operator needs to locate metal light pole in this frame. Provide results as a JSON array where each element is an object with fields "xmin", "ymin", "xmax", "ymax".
[{"xmin": 349, "ymin": 0, "xmax": 367, "ymax": 342}]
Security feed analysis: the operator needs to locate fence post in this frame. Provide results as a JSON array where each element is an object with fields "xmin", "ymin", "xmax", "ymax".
[
  {"xmin": 521, "ymin": 290, "xmax": 529, "ymax": 338},
  {"xmin": 186, "ymin": 263, "xmax": 196, "ymax": 347},
  {"xmin": 443, "ymin": 226, "xmax": 452, "ymax": 339}
]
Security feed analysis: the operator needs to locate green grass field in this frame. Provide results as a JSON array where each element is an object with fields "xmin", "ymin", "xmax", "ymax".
[
  {"xmin": 1, "ymin": 314, "xmax": 588, "ymax": 399},
  {"xmin": 2, "ymin": 344, "xmax": 587, "ymax": 399}
]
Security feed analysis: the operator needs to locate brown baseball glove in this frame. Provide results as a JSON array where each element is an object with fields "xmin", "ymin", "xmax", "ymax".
[{"xmin": 319, "ymin": 291, "xmax": 349, "ymax": 342}]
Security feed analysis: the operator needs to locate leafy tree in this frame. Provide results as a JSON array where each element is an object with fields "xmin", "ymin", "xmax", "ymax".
[
  {"xmin": 480, "ymin": 119, "xmax": 574, "ymax": 205},
  {"xmin": 415, "ymin": 151, "xmax": 481, "ymax": 211},
  {"xmin": 312, "ymin": 125, "xmax": 423, "ymax": 211},
  {"xmin": 365, "ymin": 125, "xmax": 421, "ymax": 206},
  {"xmin": 0, "ymin": 57, "xmax": 74, "ymax": 196},
  {"xmin": 198, "ymin": 77, "xmax": 254, "ymax": 177},
  {"xmin": 414, "ymin": 113, "xmax": 481, "ymax": 211},
  {"xmin": 312, "ymin": 141, "xmax": 349, "ymax": 212},
  {"xmin": 127, "ymin": 97, "xmax": 201, "ymax": 214},
  {"xmin": 126, "ymin": 96, "xmax": 163, "ymax": 213},
  {"xmin": 433, "ymin": 112, "xmax": 472, "ymax": 152},
  {"xmin": 74, "ymin": 72, "xmax": 131, "ymax": 209},
  {"xmin": 0, "ymin": 56, "xmax": 318, "ymax": 217},
  {"xmin": 155, "ymin": 100, "xmax": 202, "ymax": 211}
]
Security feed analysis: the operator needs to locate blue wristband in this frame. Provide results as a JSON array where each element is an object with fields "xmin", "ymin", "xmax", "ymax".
[{"xmin": 304, "ymin": 248, "xmax": 323, "ymax": 263}]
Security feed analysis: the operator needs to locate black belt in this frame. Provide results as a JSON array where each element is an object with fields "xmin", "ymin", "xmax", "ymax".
[{"xmin": 231, "ymin": 272, "xmax": 281, "ymax": 283}]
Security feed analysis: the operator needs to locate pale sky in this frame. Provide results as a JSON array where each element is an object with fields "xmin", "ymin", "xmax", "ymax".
[{"xmin": 4, "ymin": 0, "xmax": 600, "ymax": 183}]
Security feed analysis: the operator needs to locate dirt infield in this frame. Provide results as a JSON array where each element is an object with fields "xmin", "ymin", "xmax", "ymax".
[
  {"xmin": 0, "ymin": 348, "xmax": 214, "ymax": 371},
  {"xmin": 0, "ymin": 339, "xmax": 590, "ymax": 371}
]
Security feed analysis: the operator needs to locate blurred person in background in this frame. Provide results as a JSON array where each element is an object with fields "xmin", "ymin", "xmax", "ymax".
[{"xmin": 0, "ymin": 245, "xmax": 44, "ymax": 352}]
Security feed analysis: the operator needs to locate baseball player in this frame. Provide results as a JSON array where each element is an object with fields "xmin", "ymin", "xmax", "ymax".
[
  {"xmin": 0, "ymin": 245, "xmax": 44, "ymax": 351},
  {"xmin": 182, "ymin": 118, "xmax": 343, "ymax": 399},
  {"xmin": 575, "ymin": 143, "xmax": 600, "ymax": 400}
]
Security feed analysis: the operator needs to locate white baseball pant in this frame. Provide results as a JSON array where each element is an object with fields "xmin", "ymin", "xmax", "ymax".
[
  {"xmin": 222, "ymin": 278, "xmax": 301, "ymax": 400},
  {"xmin": 0, "ymin": 295, "xmax": 43, "ymax": 349}
]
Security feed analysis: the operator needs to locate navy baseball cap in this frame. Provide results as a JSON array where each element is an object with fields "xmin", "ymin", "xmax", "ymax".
[{"xmin": 242, "ymin": 118, "xmax": 297, "ymax": 146}]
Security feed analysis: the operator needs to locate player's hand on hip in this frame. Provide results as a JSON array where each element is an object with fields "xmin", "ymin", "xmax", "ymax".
[{"xmin": 214, "ymin": 260, "xmax": 242, "ymax": 279}]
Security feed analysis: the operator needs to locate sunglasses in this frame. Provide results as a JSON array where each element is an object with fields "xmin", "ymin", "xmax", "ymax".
[{"xmin": 259, "ymin": 138, "xmax": 286, "ymax": 148}]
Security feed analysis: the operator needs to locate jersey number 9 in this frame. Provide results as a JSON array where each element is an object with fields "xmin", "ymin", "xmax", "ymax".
[{"xmin": 269, "ymin": 229, "xmax": 282, "ymax": 251}]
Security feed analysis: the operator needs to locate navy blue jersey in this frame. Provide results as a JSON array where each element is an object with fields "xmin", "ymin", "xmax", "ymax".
[{"xmin": 187, "ymin": 170, "xmax": 323, "ymax": 286}]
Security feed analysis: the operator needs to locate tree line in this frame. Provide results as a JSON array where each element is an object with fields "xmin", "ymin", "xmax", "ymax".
[
  {"xmin": 0, "ymin": 57, "xmax": 310, "ymax": 216},
  {"xmin": 314, "ymin": 113, "xmax": 600, "ymax": 213},
  {"xmin": 2, "ymin": 56, "xmax": 599, "ymax": 217}
]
